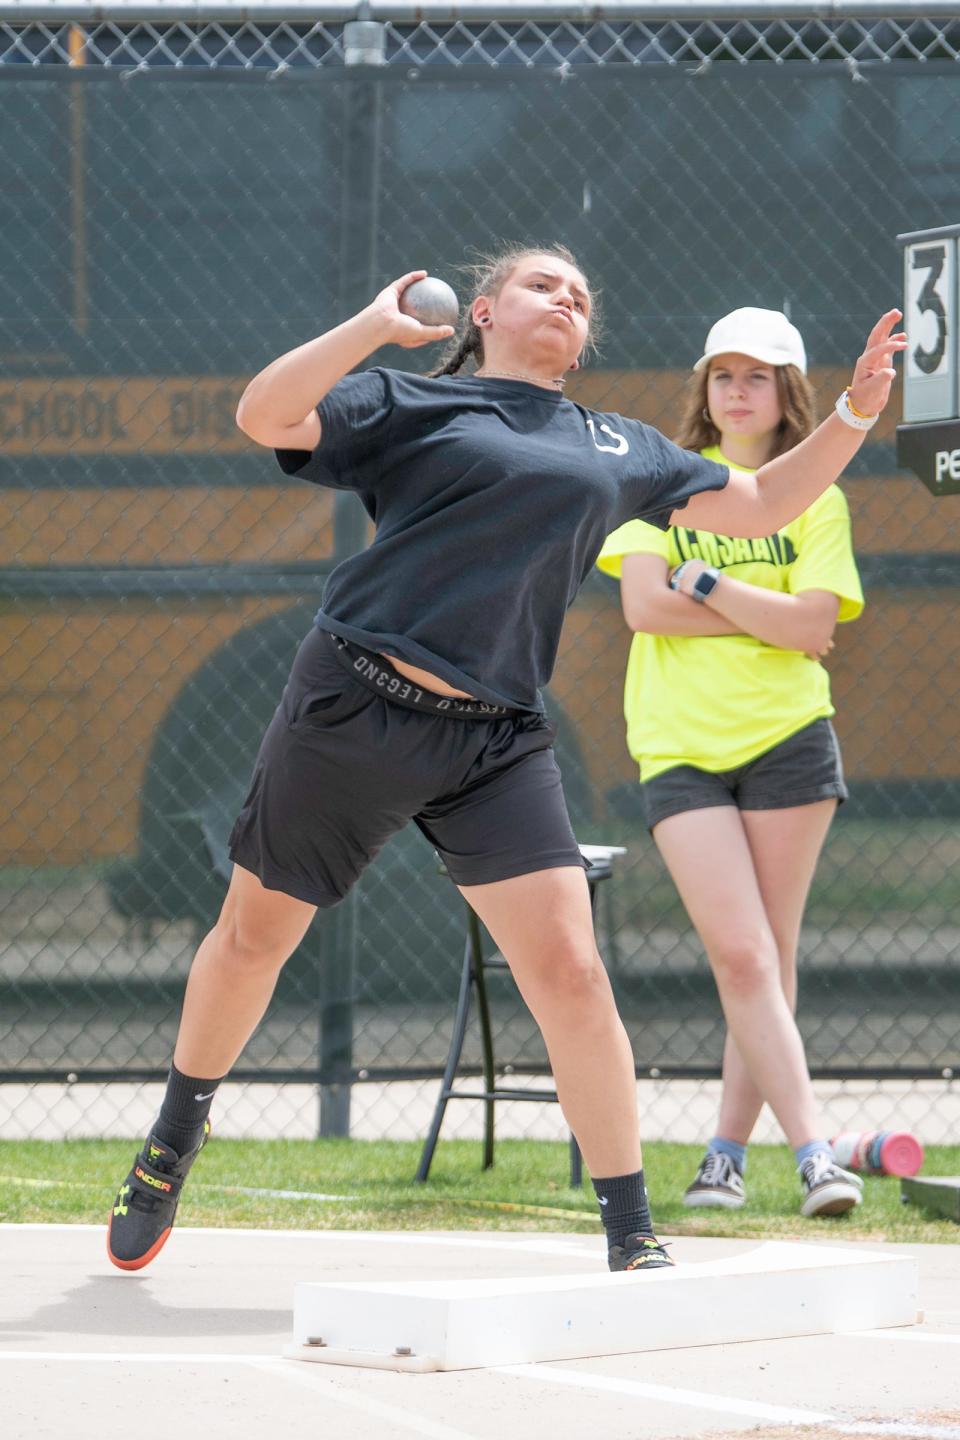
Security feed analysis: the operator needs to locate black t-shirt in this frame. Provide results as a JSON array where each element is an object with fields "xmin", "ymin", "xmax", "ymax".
[{"xmin": 276, "ymin": 368, "xmax": 728, "ymax": 710}]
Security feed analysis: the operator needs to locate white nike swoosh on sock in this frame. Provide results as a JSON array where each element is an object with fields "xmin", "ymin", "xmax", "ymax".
[
  {"xmin": 194, "ymin": 1091, "xmax": 216, "ymax": 1102},
  {"xmin": 598, "ymin": 1196, "xmax": 609, "ymax": 1205}
]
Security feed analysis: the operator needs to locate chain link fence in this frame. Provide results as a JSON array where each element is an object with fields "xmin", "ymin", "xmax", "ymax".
[{"xmin": 1, "ymin": 4, "xmax": 959, "ymax": 1151}]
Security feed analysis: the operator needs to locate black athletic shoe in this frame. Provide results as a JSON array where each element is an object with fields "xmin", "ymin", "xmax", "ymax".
[
  {"xmin": 106, "ymin": 1122, "xmax": 210, "ymax": 1271},
  {"xmin": 607, "ymin": 1233, "xmax": 675, "ymax": 1273}
]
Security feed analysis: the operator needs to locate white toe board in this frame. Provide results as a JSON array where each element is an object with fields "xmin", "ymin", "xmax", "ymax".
[{"xmin": 285, "ymin": 1241, "xmax": 919, "ymax": 1372}]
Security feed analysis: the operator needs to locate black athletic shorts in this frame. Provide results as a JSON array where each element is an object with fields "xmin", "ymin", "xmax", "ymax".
[
  {"xmin": 227, "ymin": 627, "xmax": 586, "ymax": 907},
  {"xmin": 639, "ymin": 717, "xmax": 847, "ymax": 832}
]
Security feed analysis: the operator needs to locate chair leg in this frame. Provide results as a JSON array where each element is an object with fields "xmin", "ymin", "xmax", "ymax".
[{"xmin": 415, "ymin": 927, "xmax": 475, "ymax": 1183}]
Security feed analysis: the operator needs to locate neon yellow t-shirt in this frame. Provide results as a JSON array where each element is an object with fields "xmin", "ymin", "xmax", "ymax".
[{"xmin": 596, "ymin": 446, "xmax": 865, "ymax": 780}]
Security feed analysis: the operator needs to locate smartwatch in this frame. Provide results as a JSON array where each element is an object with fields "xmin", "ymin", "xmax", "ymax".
[{"xmin": 690, "ymin": 566, "xmax": 721, "ymax": 603}]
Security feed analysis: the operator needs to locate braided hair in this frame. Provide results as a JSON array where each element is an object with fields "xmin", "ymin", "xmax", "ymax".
[{"xmin": 430, "ymin": 243, "xmax": 600, "ymax": 378}]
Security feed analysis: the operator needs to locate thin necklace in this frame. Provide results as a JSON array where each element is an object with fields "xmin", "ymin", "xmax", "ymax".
[{"xmin": 474, "ymin": 367, "xmax": 566, "ymax": 392}]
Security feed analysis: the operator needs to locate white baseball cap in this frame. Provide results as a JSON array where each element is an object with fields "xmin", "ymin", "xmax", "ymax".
[{"xmin": 693, "ymin": 307, "xmax": 807, "ymax": 374}]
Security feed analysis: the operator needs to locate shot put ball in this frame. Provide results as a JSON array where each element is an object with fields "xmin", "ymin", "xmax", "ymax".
[{"xmin": 399, "ymin": 277, "xmax": 459, "ymax": 327}]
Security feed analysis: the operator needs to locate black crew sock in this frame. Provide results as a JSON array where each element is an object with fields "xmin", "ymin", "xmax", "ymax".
[
  {"xmin": 151, "ymin": 1063, "xmax": 224, "ymax": 1156},
  {"xmin": 592, "ymin": 1170, "xmax": 654, "ymax": 1250}
]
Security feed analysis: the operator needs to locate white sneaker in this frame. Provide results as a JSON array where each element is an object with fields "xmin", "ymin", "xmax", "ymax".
[
  {"xmin": 799, "ymin": 1150, "xmax": 864, "ymax": 1217},
  {"xmin": 683, "ymin": 1150, "xmax": 747, "ymax": 1209}
]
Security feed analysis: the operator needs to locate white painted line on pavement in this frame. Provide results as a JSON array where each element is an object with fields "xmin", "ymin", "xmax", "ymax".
[
  {"xmin": 0, "ymin": 1352, "xmax": 277, "ymax": 1363},
  {"xmin": 495, "ymin": 1364, "xmax": 837, "ymax": 1423},
  {"xmin": 253, "ymin": 1359, "xmax": 481, "ymax": 1440},
  {"xmin": 846, "ymin": 1330, "xmax": 960, "ymax": 1345},
  {"xmin": 0, "ymin": 1221, "xmax": 601, "ymax": 1260},
  {"xmin": 498, "ymin": 1366, "xmax": 960, "ymax": 1438}
]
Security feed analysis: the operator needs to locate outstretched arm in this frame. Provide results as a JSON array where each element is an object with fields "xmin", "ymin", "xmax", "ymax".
[
  {"xmin": 675, "ymin": 310, "xmax": 907, "ymax": 538},
  {"xmin": 235, "ymin": 271, "xmax": 454, "ymax": 451}
]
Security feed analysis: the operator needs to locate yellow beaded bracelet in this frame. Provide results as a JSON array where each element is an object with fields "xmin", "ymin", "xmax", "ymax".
[
  {"xmin": 846, "ymin": 392, "xmax": 874, "ymax": 420},
  {"xmin": 834, "ymin": 390, "xmax": 878, "ymax": 431}
]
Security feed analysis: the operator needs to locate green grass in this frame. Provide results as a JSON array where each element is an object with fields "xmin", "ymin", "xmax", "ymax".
[{"xmin": 2, "ymin": 1139, "xmax": 958, "ymax": 1244}]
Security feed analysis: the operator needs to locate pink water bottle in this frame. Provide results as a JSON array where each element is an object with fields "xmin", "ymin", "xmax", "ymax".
[{"xmin": 831, "ymin": 1130, "xmax": 924, "ymax": 1177}]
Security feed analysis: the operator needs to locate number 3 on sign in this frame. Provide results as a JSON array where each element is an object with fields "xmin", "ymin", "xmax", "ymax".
[{"xmin": 903, "ymin": 236, "xmax": 956, "ymax": 421}]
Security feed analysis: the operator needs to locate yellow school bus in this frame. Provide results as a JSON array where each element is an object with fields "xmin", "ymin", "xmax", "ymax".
[{"xmin": 1, "ymin": 368, "xmax": 956, "ymax": 881}]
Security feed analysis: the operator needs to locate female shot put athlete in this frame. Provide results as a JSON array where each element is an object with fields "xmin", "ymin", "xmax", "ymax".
[
  {"xmin": 106, "ymin": 246, "xmax": 905, "ymax": 1274},
  {"xmin": 599, "ymin": 308, "xmax": 867, "ymax": 1218}
]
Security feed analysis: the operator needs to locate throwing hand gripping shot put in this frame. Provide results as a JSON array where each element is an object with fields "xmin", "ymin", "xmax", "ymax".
[{"xmin": 106, "ymin": 248, "xmax": 905, "ymax": 1276}]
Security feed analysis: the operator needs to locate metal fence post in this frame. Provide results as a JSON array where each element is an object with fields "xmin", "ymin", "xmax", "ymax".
[{"xmin": 318, "ymin": 17, "xmax": 387, "ymax": 1138}]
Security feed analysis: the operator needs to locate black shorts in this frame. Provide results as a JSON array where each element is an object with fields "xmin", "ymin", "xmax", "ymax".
[
  {"xmin": 639, "ymin": 718, "xmax": 847, "ymax": 832},
  {"xmin": 227, "ymin": 627, "xmax": 585, "ymax": 907}
]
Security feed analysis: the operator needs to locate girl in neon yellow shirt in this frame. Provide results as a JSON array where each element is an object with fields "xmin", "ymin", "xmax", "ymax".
[{"xmin": 598, "ymin": 308, "xmax": 866, "ymax": 1218}]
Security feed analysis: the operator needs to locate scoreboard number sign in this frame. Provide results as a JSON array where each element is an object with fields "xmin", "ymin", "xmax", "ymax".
[
  {"xmin": 903, "ymin": 230, "xmax": 956, "ymax": 421},
  {"xmin": 897, "ymin": 223, "xmax": 960, "ymax": 496}
]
